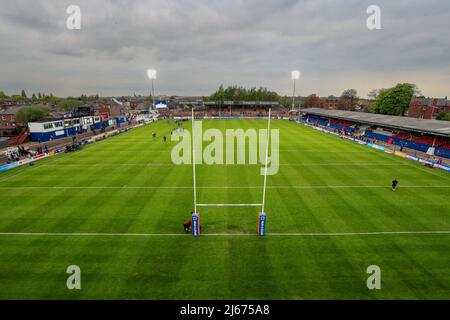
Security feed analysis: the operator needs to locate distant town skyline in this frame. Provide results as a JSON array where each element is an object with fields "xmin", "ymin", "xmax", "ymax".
[{"xmin": 1, "ymin": 0, "xmax": 450, "ymax": 98}]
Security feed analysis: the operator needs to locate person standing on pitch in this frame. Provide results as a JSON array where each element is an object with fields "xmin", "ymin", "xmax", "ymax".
[{"xmin": 392, "ymin": 179, "xmax": 398, "ymax": 191}]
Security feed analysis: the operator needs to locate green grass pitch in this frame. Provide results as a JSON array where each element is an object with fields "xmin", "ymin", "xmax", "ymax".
[{"xmin": 0, "ymin": 119, "xmax": 449, "ymax": 299}]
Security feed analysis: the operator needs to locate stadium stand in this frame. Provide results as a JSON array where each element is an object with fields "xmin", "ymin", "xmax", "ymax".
[
  {"xmin": 166, "ymin": 105, "xmax": 289, "ymax": 118},
  {"xmin": 299, "ymin": 108, "xmax": 450, "ymax": 160}
]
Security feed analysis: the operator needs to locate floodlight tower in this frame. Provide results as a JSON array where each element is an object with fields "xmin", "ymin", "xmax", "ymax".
[
  {"xmin": 147, "ymin": 69, "xmax": 157, "ymax": 109},
  {"xmin": 291, "ymin": 70, "xmax": 300, "ymax": 111}
]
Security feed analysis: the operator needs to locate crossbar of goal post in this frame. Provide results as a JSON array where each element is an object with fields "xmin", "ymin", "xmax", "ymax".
[{"xmin": 191, "ymin": 108, "xmax": 272, "ymax": 237}]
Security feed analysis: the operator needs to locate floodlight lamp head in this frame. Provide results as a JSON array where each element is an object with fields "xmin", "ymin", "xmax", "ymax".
[
  {"xmin": 291, "ymin": 70, "xmax": 301, "ymax": 80},
  {"xmin": 147, "ymin": 69, "xmax": 157, "ymax": 80}
]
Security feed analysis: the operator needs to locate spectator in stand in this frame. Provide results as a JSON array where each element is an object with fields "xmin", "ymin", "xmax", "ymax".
[{"xmin": 44, "ymin": 145, "xmax": 49, "ymax": 154}]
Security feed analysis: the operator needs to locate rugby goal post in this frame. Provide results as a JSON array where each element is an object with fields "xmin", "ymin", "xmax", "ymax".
[{"xmin": 191, "ymin": 108, "xmax": 271, "ymax": 237}]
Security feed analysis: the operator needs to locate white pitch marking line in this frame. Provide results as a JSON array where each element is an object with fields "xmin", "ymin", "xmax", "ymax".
[
  {"xmin": 0, "ymin": 185, "xmax": 449, "ymax": 190},
  {"xmin": 0, "ymin": 231, "xmax": 449, "ymax": 237},
  {"xmin": 38, "ymin": 162, "xmax": 406, "ymax": 167},
  {"xmin": 197, "ymin": 203, "xmax": 262, "ymax": 207},
  {"xmin": 279, "ymin": 163, "xmax": 407, "ymax": 166},
  {"xmin": 280, "ymin": 150, "xmax": 373, "ymax": 153}
]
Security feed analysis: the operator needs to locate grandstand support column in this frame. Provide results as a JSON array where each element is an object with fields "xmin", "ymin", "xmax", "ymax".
[{"xmin": 261, "ymin": 108, "xmax": 272, "ymax": 213}]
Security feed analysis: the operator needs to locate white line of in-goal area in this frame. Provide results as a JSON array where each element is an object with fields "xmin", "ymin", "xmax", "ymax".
[
  {"xmin": 0, "ymin": 231, "xmax": 449, "ymax": 238},
  {"xmin": 0, "ymin": 185, "xmax": 449, "ymax": 190}
]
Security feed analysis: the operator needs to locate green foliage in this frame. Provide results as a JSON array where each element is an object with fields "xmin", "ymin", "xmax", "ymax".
[
  {"xmin": 207, "ymin": 85, "xmax": 279, "ymax": 101},
  {"xmin": 15, "ymin": 105, "xmax": 50, "ymax": 123},
  {"xmin": 58, "ymin": 98, "xmax": 83, "ymax": 111},
  {"xmin": 369, "ymin": 83, "xmax": 416, "ymax": 116},
  {"xmin": 38, "ymin": 95, "xmax": 62, "ymax": 104},
  {"xmin": 0, "ymin": 91, "xmax": 8, "ymax": 99},
  {"xmin": 435, "ymin": 110, "xmax": 450, "ymax": 121},
  {"xmin": 279, "ymin": 95, "xmax": 293, "ymax": 107},
  {"xmin": 9, "ymin": 95, "xmax": 28, "ymax": 102},
  {"xmin": 78, "ymin": 94, "xmax": 99, "ymax": 102},
  {"xmin": 12, "ymin": 126, "xmax": 24, "ymax": 136},
  {"xmin": 21, "ymin": 89, "xmax": 27, "ymax": 98}
]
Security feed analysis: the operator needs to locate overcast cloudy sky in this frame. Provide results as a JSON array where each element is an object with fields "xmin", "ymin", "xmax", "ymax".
[{"xmin": 1, "ymin": 0, "xmax": 449, "ymax": 98}]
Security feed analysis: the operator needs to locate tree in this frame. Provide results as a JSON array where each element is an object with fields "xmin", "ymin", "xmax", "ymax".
[
  {"xmin": 10, "ymin": 95, "xmax": 27, "ymax": 102},
  {"xmin": 436, "ymin": 111, "xmax": 450, "ymax": 121},
  {"xmin": 15, "ymin": 105, "xmax": 50, "ymax": 123},
  {"xmin": 367, "ymin": 89, "xmax": 379, "ymax": 100},
  {"xmin": 32, "ymin": 93, "xmax": 37, "ymax": 100},
  {"xmin": 58, "ymin": 99, "xmax": 83, "ymax": 111},
  {"xmin": 21, "ymin": 89, "xmax": 27, "ymax": 98},
  {"xmin": 341, "ymin": 89, "xmax": 358, "ymax": 100},
  {"xmin": 336, "ymin": 99, "xmax": 353, "ymax": 110},
  {"xmin": 279, "ymin": 95, "xmax": 293, "ymax": 107},
  {"xmin": 38, "ymin": 93, "xmax": 42, "ymax": 99},
  {"xmin": 0, "ymin": 91, "xmax": 8, "ymax": 99},
  {"xmin": 303, "ymin": 94, "xmax": 324, "ymax": 108},
  {"xmin": 369, "ymin": 83, "xmax": 416, "ymax": 116},
  {"xmin": 340, "ymin": 89, "xmax": 358, "ymax": 110},
  {"xmin": 208, "ymin": 85, "xmax": 279, "ymax": 102},
  {"xmin": 412, "ymin": 85, "xmax": 422, "ymax": 97}
]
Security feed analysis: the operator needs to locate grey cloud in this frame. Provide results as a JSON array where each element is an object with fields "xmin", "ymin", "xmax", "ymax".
[{"xmin": 0, "ymin": 0, "xmax": 449, "ymax": 97}]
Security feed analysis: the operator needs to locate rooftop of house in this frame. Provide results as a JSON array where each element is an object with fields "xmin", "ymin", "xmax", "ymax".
[
  {"xmin": 0, "ymin": 106, "xmax": 22, "ymax": 115},
  {"xmin": 411, "ymin": 97, "xmax": 448, "ymax": 107}
]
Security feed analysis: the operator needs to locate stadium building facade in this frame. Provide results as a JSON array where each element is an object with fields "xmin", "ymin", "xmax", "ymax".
[{"xmin": 28, "ymin": 115, "xmax": 114, "ymax": 142}]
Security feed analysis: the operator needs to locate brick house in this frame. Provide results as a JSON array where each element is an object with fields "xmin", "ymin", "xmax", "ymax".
[
  {"xmin": 319, "ymin": 97, "xmax": 373, "ymax": 111},
  {"xmin": 0, "ymin": 107, "xmax": 22, "ymax": 137},
  {"xmin": 95, "ymin": 100, "xmax": 130, "ymax": 120},
  {"xmin": 407, "ymin": 97, "xmax": 450, "ymax": 119},
  {"xmin": 322, "ymin": 98, "xmax": 340, "ymax": 109}
]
